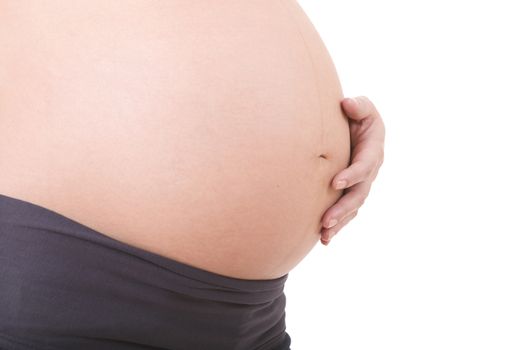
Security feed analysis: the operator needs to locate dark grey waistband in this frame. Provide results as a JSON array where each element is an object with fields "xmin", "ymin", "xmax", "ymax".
[
  {"xmin": 0, "ymin": 193, "xmax": 288, "ymax": 305},
  {"xmin": 0, "ymin": 192, "xmax": 291, "ymax": 349}
]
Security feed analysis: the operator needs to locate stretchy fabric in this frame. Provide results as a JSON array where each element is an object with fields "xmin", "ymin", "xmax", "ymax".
[{"xmin": 0, "ymin": 193, "xmax": 292, "ymax": 350}]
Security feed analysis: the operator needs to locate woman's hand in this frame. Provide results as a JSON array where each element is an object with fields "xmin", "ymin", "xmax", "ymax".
[{"xmin": 320, "ymin": 96, "xmax": 385, "ymax": 245}]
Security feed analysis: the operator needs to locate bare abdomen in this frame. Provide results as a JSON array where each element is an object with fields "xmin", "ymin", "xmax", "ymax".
[{"xmin": 0, "ymin": 0, "xmax": 350, "ymax": 279}]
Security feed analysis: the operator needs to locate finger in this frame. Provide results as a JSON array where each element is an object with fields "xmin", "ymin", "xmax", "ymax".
[
  {"xmin": 321, "ymin": 210, "xmax": 357, "ymax": 242},
  {"xmin": 333, "ymin": 112, "xmax": 385, "ymax": 189},
  {"xmin": 349, "ymin": 117, "xmax": 386, "ymax": 157},
  {"xmin": 341, "ymin": 96, "xmax": 379, "ymax": 122},
  {"xmin": 320, "ymin": 210, "xmax": 358, "ymax": 245},
  {"xmin": 322, "ymin": 181, "xmax": 371, "ymax": 229},
  {"xmin": 344, "ymin": 97, "xmax": 385, "ymax": 153},
  {"xmin": 332, "ymin": 155, "xmax": 380, "ymax": 190}
]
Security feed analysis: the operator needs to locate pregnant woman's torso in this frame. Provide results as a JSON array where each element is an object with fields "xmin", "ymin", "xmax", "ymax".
[{"xmin": 0, "ymin": 0, "xmax": 350, "ymax": 279}]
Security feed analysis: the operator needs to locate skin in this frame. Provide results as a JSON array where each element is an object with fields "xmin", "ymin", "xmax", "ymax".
[
  {"xmin": 320, "ymin": 95, "xmax": 386, "ymax": 245},
  {"xmin": 0, "ymin": 0, "xmax": 385, "ymax": 278}
]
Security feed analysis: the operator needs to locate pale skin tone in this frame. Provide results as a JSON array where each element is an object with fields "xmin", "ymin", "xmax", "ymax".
[{"xmin": 320, "ymin": 96, "xmax": 385, "ymax": 245}]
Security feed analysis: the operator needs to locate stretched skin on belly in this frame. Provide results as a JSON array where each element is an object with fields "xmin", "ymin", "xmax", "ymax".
[{"xmin": 0, "ymin": 0, "xmax": 351, "ymax": 279}]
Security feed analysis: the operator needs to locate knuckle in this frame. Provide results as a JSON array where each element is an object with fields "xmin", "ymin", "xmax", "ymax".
[
  {"xmin": 364, "ymin": 166, "xmax": 374, "ymax": 178},
  {"xmin": 356, "ymin": 164, "xmax": 373, "ymax": 181},
  {"xmin": 356, "ymin": 161, "xmax": 369, "ymax": 178}
]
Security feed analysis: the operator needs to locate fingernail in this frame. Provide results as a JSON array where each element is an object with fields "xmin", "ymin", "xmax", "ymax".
[
  {"xmin": 348, "ymin": 97, "xmax": 358, "ymax": 106},
  {"xmin": 321, "ymin": 237, "xmax": 330, "ymax": 246},
  {"xmin": 326, "ymin": 219, "xmax": 338, "ymax": 228},
  {"xmin": 335, "ymin": 180, "xmax": 347, "ymax": 190}
]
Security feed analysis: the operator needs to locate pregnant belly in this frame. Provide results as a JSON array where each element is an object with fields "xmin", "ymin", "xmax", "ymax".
[{"xmin": 0, "ymin": 0, "xmax": 351, "ymax": 279}]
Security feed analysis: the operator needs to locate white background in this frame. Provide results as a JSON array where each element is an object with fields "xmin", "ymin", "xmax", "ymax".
[{"xmin": 285, "ymin": 1, "xmax": 525, "ymax": 349}]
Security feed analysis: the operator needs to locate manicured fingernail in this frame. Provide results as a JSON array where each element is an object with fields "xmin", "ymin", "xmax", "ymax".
[
  {"xmin": 335, "ymin": 180, "xmax": 347, "ymax": 190},
  {"xmin": 326, "ymin": 219, "xmax": 338, "ymax": 228}
]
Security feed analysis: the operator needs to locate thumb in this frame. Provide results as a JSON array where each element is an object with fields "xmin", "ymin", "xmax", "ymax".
[{"xmin": 341, "ymin": 96, "xmax": 372, "ymax": 122}]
